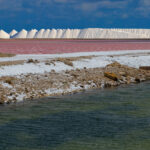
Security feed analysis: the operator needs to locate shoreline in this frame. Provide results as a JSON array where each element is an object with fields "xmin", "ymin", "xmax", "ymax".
[
  {"xmin": 0, "ymin": 51, "xmax": 150, "ymax": 104},
  {"xmin": 0, "ymin": 50, "xmax": 150, "ymax": 104}
]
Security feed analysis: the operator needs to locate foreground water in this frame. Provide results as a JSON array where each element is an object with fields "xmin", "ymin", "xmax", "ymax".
[{"xmin": 1, "ymin": 82, "xmax": 150, "ymax": 150}]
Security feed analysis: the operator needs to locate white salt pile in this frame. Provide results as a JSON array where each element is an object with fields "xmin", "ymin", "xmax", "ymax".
[
  {"xmin": 56, "ymin": 29, "xmax": 64, "ymax": 38},
  {"xmin": 13, "ymin": 29, "xmax": 28, "ymax": 39},
  {"xmin": 48, "ymin": 29, "xmax": 57, "ymax": 38},
  {"xmin": 0, "ymin": 30, "xmax": 10, "ymax": 39},
  {"xmin": 26, "ymin": 29, "xmax": 37, "ymax": 38},
  {"xmin": 34, "ymin": 29, "xmax": 45, "ymax": 38},
  {"xmin": 9, "ymin": 29, "xmax": 18, "ymax": 37},
  {"xmin": 2, "ymin": 28, "xmax": 150, "ymax": 39},
  {"xmin": 43, "ymin": 29, "xmax": 50, "ymax": 38}
]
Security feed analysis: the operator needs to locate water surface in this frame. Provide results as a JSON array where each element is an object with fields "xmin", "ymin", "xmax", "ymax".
[{"xmin": 0, "ymin": 82, "xmax": 150, "ymax": 150}]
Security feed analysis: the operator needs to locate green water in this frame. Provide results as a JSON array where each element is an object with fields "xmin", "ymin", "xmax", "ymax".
[{"xmin": 0, "ymin": 82, "xmax": 150, "ymax": 150}]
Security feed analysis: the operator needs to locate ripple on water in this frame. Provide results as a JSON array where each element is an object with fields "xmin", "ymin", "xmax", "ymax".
[{"xmin": 0, "ymin": 82, "xmax": 150, "ymax": 150}]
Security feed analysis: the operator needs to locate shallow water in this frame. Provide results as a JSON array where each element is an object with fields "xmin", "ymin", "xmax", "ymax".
[{"xmin": 1, "ymin": 82, "xmax": 150, "ymax": 150}]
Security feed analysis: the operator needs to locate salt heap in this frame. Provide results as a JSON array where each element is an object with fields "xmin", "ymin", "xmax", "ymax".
[
  {"xmin": 0, "ymin": 30, "xmax": 10, "ymax": 39},
  {"xmin": 43, "ymin": 29, "xmax": 50, "ymax": 38},
  {"xmin": 62, "ymin": 29, "xmax": 72, "ymax": 38},
  {"xmin": 70, "ymin": 29, "xmax": 81, "ymax": 38},
  {"xmin": 13, "ymin": 29, "xmax": 28, "ymax": 39},
  {"xmin": 56, "ymin": 29, "xmax": 64, "ymax": 38},
  {"xmin": 34, "ymin": 29, "xmax": 45, "ymax": 38},
  {"xmin": 26, "ymin": 29, "xmax": 37, "ymax": 38},
  {"xmin": 9, "ymin": 29, "xmax": 18, "ymax": 37},
  {"xmin": 48, "ymin": 29, "xmax": 57, "ymax": 38}
]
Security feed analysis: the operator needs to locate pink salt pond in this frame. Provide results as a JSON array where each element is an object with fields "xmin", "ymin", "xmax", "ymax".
[{"xmin": 0, "ymin": 39, "xmax": 150, "ymax": 54}]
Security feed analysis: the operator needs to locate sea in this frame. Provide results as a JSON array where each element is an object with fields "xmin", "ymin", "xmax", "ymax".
[{"xmin": 0, "ymin": 82, "xmax": 150, "ymax": 150}]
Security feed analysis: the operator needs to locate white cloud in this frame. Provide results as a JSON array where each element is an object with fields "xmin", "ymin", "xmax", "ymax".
[
  {"xmin": 76, "ymin": 0, "xmax": 130, "ymax": 12},
  {"xmin": 0, "ymin": 0, "xmax": 22, "ymax": 11},
  {"xmin": 135, "ymin": 0, "xmax": 150, "ymax": 17},
  {"xmin": 141, "ymin": 0, "xmax": 150, "ymax": 6},
  {"xmin": 54, "ymin": 0, "xmax": 68, "ymax": 2}
]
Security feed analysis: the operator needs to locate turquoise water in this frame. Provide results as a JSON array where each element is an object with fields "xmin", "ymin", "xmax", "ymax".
[{"xmin": 1, "ymin": 82, "xmax": 150, "ymax": 150}]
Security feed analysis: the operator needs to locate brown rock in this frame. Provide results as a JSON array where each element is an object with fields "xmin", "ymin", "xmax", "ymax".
[
  {"xmin": 135, "ymin": 78, "xmax": 141, "ymax": 83},
  {"xmin": 106, "ymin": 62, "xmax": 122, "ymax": 67},
  {"xmin": 119, "ymin": 72, "xmax": 127, "ymax": 76},
  {"xmin": 76, "ymin": 68, "xmax": 80, "ymax": 72},
  {"xmin": 0, "ymin": 95, "xmax": 6, "ymax": 104},
  {"xmin": 104, "ymin": 72, "xmax": 118, "ymax": 81},
  {"xmin": 27, "ymin": 59, "xmax": 39, "ymax": 63},
  {"xmin": 2, "ymin": 77, "xmax": 16, "ymax": 85},
  {"xmin": 139, "ymin": 66, "xmax": 150, "ymax": 70},
  {"xmin": 51, "ymin": 69, "xmax": 55, "ymax": 73},
  {"xmin": 45, "ymin": 62, "xmax": 51, "ymax": 65},
  {"xmin": 80, "ymin": 85, "xmax": 84, "ymax": 88},
  {"xmin": 71, "ymin": 73, "xmax": 79, "ymax": 78}
]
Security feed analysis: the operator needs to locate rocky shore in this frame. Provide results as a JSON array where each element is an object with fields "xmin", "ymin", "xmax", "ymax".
[{"xmin": 0, "ymin": 61, "xmax": 150, "ymax": 104}]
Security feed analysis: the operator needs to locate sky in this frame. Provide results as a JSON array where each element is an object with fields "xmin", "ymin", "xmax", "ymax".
[{"xmin": 0, "ymin": 0, "xmax": 150, "ymax": 32}]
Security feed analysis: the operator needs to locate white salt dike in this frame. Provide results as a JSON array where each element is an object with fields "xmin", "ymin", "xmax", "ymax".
[
  {"xmin": 43, "ymin": 29, "xmax": 50, "ymax": 38},
  {"xmin": 0, "ymin": 30, "xmax": 10, "ymax": 39},
  {"xmin": 9, "ymin": 29, "xmax": 17, "ymax": 37},
  {"xmin": 34, "ymin": 29, "xmax": 45, "ymax": 38},
  {"xmin": 26, "ymin": 29, "xmax": 37, "ymax": 38},
  {"xmin": 13, "ymin": 29, "xmax": 27, "ymax": 39}
]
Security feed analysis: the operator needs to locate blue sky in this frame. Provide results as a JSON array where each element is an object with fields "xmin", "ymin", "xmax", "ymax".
[{"xmin": 0, "ymin": 0, "xmax": 150, "ymax": 32}]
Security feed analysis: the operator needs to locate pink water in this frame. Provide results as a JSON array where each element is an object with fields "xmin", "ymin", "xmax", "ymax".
[{"xmin": 0, "ymin": 39, "xmax": 150, "ymax": 54}]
